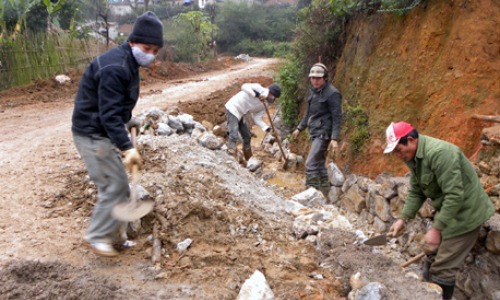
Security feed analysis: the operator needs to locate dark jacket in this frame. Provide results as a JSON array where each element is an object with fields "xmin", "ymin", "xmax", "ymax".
[
  {"xmin": 297, "ymin": 82, "xmax": 342, "ymax": 140},
  {"xmin": 401, "ymin": 135, "xmax": 495, "ymax": 239},
  {"xmin": 71, "ymin": 42, "xmax": 140, "ymax": 151}
]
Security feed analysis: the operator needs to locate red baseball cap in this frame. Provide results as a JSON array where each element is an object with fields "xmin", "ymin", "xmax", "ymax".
[{"xmin": 384, "ymin": 122, "xmax": 414, "ymax": 153}]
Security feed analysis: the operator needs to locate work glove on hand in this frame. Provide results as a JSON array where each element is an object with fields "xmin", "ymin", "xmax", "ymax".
[
  {"xmin": 327, "ymin": 140, "xmax": 338, "ymax": 159},
  {"xmin": 126, "ymin": 118, "xmax": 141, "ymax": 134},
  {"xmin": 389, "ymin": 219, "xmax": 406, "ymax": 237},
  {"xmin": 291, "ymin": 129, "xmax": 300, "ymax": 141},
  {"xmin": 421, "ymin": 228, "xmax": 441, "ymax": 254},
  {"xmin": 123, "ymin": 148, "xmax": 143, "ymax": 172}
]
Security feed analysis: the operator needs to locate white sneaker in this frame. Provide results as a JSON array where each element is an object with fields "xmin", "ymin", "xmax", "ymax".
[{"xmin": 84, "ymin": 242, "xmax": 119, "ymax": 257}]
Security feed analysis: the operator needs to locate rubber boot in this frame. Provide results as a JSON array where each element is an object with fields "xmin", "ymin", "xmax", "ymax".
[
  {"xmin": 243, "ymin": 148, "xmax": 253, "ymax": 161},
  {"xmin": 319, "ymin": 174, "xmax": 331, "ymax": 201},
  {"xmin": 305, "ymin": 175, "xmax": 321, "ymax": 190}
]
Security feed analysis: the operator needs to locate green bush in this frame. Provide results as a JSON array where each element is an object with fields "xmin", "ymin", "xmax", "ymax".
[
  {"xmin": 273, "ymin": 42, "xmax": 292, "ymax": 58},
  {"xmin": 276, "ymin": 58, "xmax": 309, "ymax": 126}
]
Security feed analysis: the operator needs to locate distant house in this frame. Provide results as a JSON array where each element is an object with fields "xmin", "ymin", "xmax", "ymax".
[
  {"xmin": 119, "ymin": 24, "xmax": 134, "ymax": 37},
  {"xmin": 80, "ymin": 22, "xmax": 119, "ymax": 41}
]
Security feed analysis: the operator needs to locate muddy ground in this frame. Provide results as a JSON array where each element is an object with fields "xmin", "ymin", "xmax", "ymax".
[{"xmin": 0, "ymin": 57, "xmax": 440, "ymax": 299}]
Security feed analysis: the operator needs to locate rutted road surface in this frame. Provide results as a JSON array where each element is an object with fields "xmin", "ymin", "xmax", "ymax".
[{"xmin": 0, "ymin": 58, "xmax": 279, "ymax": 264}]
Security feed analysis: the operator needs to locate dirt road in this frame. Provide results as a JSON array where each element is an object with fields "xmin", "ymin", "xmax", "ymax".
[{"xmin": 0, "ymin": 58, "xmax": 279, "ymax": 265}]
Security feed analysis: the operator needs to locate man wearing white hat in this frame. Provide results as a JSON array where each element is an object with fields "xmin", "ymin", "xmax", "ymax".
[
  {"xmin": 384, "ymin": 121, "xmax": 494, "ymax": 300},
  {"xmin": 291, "ymin": 63, "xmax": 342, "ymax": 197}
]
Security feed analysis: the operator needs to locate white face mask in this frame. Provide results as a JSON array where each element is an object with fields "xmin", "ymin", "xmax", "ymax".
[{"xmin": 131, "ymin": 45, "xmax": 157, "ymax": 68}]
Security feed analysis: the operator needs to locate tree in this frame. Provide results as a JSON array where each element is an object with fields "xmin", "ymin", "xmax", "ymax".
[
  {"xmin": 174, "ymin": 11, "xmax": 217, "ymax": 62},
  {"xmin": 128, "ymin": 0, "xmax": 150, "ymax": 16}
]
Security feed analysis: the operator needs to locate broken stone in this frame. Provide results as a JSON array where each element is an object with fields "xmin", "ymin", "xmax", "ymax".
[
  {"xmin": 236, "ymin": 270, "xmax": 274, "ymax": 300},
  {"xmin": 344, "ymin": 184, "xmax": 366, "ymax": 213},
  {"xmin": 177, "ymin": 238, "xmax": 193, "ymax": 252},
  {"xmin": 389, "ymin": 196, "xmax": 405, "ymax": 219},
  {"xmin": 372, "ymin": 195, "xmax": 391, "ymax": 222},
  {"xmin": 328, "ymin": 186, "xmax": 341, "ymax": 204},
  {"xmin": 193, "ymin": 121, "xmax": 206, "ymax": 132},
  {"xmin": 146, "ymin": 107, "xmax": 165, "ymax": 117},
  {"xmin": 190, "ymin": 128, "xmax": 204, "ymax": 140},
  {"xmin": 246, "ymin": 157, "xmax": 262, "ymax": 172},
  {"xmin": 478, "ymin": 161, "xmax": 491, "ymax": 174},
  {"xmin": 418, "ymin": 199, "xmax": 435, "ymax": 218},
  {"xmin": 212, "ymin": 125, "xmax": 225, "ymax": 137},
  {"xmin": 198, "ymin": 132, "xmax": 224, "ymax": 150},
  {"xmin": 178, "ymin": 113, "xmax": 195, "ymax": 130},
  {"xmin": 262, "ymin": 172, "xmax": 276, "ymax": 180},
  {"xmin": 486, "ymin": 214, "xmax": 500, "ymax": 254},
  {"xmin": 291, "ymin": 188, "xmax": 327, "ymax": 208},
  {"xmin": 201, "ymin": 120, "xmax": 213, "ymax": 131},
  {"xmin": 348, "ymin": 282, "xmax": 387, "ymax": 300},
  {"xmin": 284, "ymin": 200, "xmax": 307, "ymax": 214},
  {"xmin": 379, "ymin": 179, "xmax": 397, "ymax": 199},
  {"xmin": 156, "ymin": 123, "xmax": 174, "ymax": 136},
  {"xmin": 327, "ymin": 163, "xmax": 346, "ymax": 187},
  {"xmin": 167, "ymin": 115, "xmax": 184, "ymax": 132},
  {"xmin": 357, "ymin": 176, "xmax": 372, "ymax": 192}
]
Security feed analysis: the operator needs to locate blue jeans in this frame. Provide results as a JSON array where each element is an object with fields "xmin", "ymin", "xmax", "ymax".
[
  {"xmin": 73, "ymin": 133, "xmax": 129, "ymax": 244},
  {"xmin": 226, "ymin": 109, "xmax": 252, "ymax": 150}
]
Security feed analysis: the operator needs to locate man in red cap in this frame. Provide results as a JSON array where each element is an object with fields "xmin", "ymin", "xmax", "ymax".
[{"xmin": 384, "ymin": 122, "xmax": 494, "ymax": 300}]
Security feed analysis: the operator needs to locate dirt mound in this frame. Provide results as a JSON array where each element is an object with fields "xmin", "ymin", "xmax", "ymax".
[
  {"xmin": 176, "ymin": 76, "xmax": 274, "ymax": 126},
  {"xmin": 0, "ymin": 260, "xmax": 124, "ymax": 300},
  {"xmin": 43, "ymin": 133, "xmax": 441, "ymax": 299},
  {"xmin": 316, "ymin": 228, "xmax": 441, "ymax": 299}
]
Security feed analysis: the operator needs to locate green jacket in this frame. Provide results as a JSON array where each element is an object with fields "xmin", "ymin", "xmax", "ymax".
[{"xmin": 400, "ymin": 135, "xmax": 495, "ymax": 240}]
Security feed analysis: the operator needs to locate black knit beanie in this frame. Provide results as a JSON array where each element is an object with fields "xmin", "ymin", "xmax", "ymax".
[
  {"xmin": 268, "ymin": 83, "xmax": 281, "ymax": 98},
  {"xmin": 128, "ymin": 11, "xmax": 164, "ymax": 47}
]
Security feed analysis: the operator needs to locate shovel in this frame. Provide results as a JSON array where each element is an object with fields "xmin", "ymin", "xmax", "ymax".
[
  {"xmin": 112, "ymin": 128, "xmax": 155, "ymax": 221},
  {"xmin": 363, "ymin": 232, "xmax": 426, "ymax": 268},
  {"xmin": 261, "ymin": 101, "xmax": 289, "ymax": 170}
]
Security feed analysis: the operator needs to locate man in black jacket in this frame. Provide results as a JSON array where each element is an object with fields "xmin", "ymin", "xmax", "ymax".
[
  {"xmin": 291, "ymin": 63, "xmax": 342, "ymax": 198},
  {"xmin": 71, "ymin": 11, "xmax": 163, "ymax": 257}
]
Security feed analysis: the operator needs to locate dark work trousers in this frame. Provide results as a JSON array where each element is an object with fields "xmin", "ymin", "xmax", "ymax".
[
  {"xmin": 305, "ymin": 135, "xmax": 330, "ymax": 176},
  {"xmin": 73, "ymin": 133, "xmax": 129, "ymax": 244},
  {"xmin": 429, "ymin": 226, "xmax": 481, "ymax": 284},
  {"xmin": 226, "ymin": 109, "xmax": 252, "ymax": 150}
]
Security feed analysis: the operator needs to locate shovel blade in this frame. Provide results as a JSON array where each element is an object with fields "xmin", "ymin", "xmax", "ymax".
[
  {"xmin": 112, "ymin": 201, "xmax": 155, "ymax": 222},
  {"xmin": 363, "ymin": 233, "xmax": 388, "ymax": 246}
]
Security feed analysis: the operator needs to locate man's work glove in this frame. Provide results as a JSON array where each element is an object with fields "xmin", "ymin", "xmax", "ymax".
[
  {"xmin": 421, "ymin": 228, "xmax": 441, "ymax": 254},
  {"xmin": 389, "ymin": 219, "xmax": 406, "ymax": 237},
  {"xmin": 126, "ymin": 118, "xmax": 141, "ymax": 134},
  {"xmin": 327, "ymin": 140, "xmax": 338, "ymax": 159},
  {"xmin": 291, "ymin": 129, "xmax": 301, "ymax": 141},
  {"xmin": 123, "ymin": 148, "xmax": 143, "ymax": 172}
]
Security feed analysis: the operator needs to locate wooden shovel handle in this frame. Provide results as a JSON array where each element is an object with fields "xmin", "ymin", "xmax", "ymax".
[
  {"xmin": 400, "ymin": 252, "xmax": 426, "ymax": 268},
  {"xmin": 261, "ymin": 101, "xmax": 287, "ymax": 161}
]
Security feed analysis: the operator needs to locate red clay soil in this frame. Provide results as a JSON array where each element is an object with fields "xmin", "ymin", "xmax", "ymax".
[
  {"xmin": 331, "ymin": 0, "xmax": 500, "ymax": 177},
  {"xmin": 0, "ymin": 57, "xmax": 241, "ymax": 109}
]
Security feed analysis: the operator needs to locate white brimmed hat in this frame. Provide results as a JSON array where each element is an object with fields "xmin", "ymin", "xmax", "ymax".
[
  {"xmin": 384, "ymin": 122, "xmax": 415, "ymax": 153},
  {"xmin": 309, "ymin": 63, "xmax": 327, "ymax": 77}
]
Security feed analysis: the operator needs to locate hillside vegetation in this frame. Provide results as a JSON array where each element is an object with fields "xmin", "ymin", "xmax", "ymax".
[{"xmin": 280, "ymin": 0, "xmax": 500, "ymax": 177}]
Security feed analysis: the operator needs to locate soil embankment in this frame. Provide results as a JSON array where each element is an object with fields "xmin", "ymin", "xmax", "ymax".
[{"xmin": 331, "ymin": 0, "xmax": 500, "ymax": 176}]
